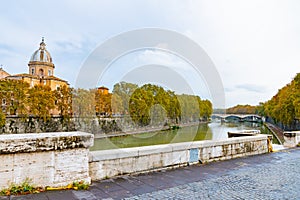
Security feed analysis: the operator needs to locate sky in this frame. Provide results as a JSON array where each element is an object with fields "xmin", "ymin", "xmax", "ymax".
[{"xmin": 0, "ymin": 0, "xmax": 300, "ymax": 108}]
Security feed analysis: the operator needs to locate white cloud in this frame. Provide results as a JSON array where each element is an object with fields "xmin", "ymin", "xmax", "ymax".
[
  {"xmin": 1, "ymin": 0, "xmax": 300, "ymax": 107},
  {"xmin": 135, "ymin": 49, "xmax": 191, "ymax": 71}
]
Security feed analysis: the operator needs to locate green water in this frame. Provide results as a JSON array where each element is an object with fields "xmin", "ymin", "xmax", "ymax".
[{"xmin": 90, "ymin": 121, "xmax": 277, "ymax": 151}]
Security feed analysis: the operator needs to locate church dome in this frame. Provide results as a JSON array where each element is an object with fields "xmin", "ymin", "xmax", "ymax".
[{"xmin": 30, "ymin": 38, "xmax": 53, "ymax": 63}]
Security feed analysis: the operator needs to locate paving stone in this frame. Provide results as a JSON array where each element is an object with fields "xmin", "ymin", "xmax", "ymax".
[
  {"xmin": 125, "ymin": 148, "xmax": 300, "ymax": 200},
  {"xmin": 8, "ymin": 148, "xmax": 300, "ymax": 200}
]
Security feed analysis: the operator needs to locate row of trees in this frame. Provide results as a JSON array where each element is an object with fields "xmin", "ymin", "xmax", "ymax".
[
  {"xmin": 94, "ymin": 82, "xmax": 213, "ymax": 126},
  {"xmin": 0, "ymin": 80, "xmax": 72, "ymax": 122},
  {"xmin": 226, "ymin": 104, "xmax": 257, "ymax": 114},
  {"xmin": 0, "ymin": 79, "xmax": 213, "ymax": 127},
  {"xmin": 258, "ymin": 73, "xmax": 300, "ymax": 128}
]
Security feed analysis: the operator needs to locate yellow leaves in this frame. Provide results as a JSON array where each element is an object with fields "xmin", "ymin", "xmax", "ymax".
[
  {"xmin": 45, "ymin": 181, "xmax": 89, "ymax": 191},
  {"xmin": 226, "ymin": 104, "xmax": 256, "ymax": 114},
  {"xmin": 28, "ymin": 85, "xmax": 55, "ymax": 121},
  {"xmin": 263, "ymin": 73, "xmax": 300, "ymax": 127}
]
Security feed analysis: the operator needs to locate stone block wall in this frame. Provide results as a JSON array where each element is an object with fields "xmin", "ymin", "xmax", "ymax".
[
  {"xmin": 89, "ymin": 135, "xmax": 270, "ymax": 180},
  {"xmin": 284, "ymin": 131, "xmax": 300, "ymax": 147},
  {"xmin": 0, "ymin": 132, "xmax": 93, "ymax": 190}
]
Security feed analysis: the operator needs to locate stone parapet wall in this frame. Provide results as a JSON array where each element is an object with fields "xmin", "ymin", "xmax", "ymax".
[
  {"xmin": 1, "ymin": 116, "xmax": 127, "ymax": 134},
  {"xmin": 0, "ymin": 132, "xmax": 93, "ymax": 190},
  {"xmin": 89, "ymin": 135, "xmax": 269, "ymax": 180},
  {"xmin": 283, "ymin": 131, "xmax": 300, "ymax": 147},
  {"xmin": 0, "ymin": 132, "xmax": 270, "ymax": 190}
]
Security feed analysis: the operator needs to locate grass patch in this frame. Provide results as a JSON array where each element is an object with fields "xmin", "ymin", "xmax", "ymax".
[
  {"xmin": 0, "ymin": 179, "xmax": 89, "ymax": 196},
  {"xmin": 72, "ymin": 180, "xmax": 90, "ymax": 190},
  {"xmin": 0, "ymin": 178, "xmax": 43, "ymax": 196}
]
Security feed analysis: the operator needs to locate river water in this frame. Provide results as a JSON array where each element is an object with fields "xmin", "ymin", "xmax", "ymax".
[{"xmin": 90, "ymin": 121, "xmax": 277, "ymax": 151}]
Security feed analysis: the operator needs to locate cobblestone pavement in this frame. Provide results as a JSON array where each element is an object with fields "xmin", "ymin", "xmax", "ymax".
[{"xmin": 1, "ymin": 148, "xmax": 300, "ymax": 200}]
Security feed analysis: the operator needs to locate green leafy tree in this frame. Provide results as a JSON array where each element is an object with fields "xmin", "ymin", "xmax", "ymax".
[
  {"xmin": 177, "ymin": 94, "xmax": 200, "ymax": 123},
  {"xmin": 111, "ymin": 93, "xmax": 123, "ymax": 115},
  {"xmin": 72, "ymin": 88, "xmax": 96, "ymax": 118},
  {"xmin": 129, "ymin": 84, "xmax": 181, "ymax": 126},
  {"xmin": 200, "ymin": 99, "xmax": 213, "ymax": 120},
  {"xmin": 112, "ymin": 82, "xmax": 138, "ymax": 114}
]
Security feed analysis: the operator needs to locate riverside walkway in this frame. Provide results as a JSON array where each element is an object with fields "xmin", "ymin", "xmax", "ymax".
[{"xmin": 2, "ymin": 148, "xmax": 300, "ymax": 200}]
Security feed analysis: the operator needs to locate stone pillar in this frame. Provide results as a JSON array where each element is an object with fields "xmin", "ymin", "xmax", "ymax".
[
  {"xmin": 283, "ymin": 131, "xmax": 300, "ymax": 147},
  {"xmin": 0, "ymin": 132, "xmax": 93, "ymax": 190}
]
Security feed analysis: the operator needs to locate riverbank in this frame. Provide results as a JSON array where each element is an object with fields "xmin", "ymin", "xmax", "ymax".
[{"xmin": 93, "ymin": 121, "xmax": 204, "ymax": 139}]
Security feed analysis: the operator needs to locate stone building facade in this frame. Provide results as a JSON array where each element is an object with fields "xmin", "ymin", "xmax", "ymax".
[
  {"xmin": 0, "ymin": 67, "xmax": 10, "ymax": 79},
  {"xmin": 5, "ymin": 38, "xmax": 68, "ymax": 90}
]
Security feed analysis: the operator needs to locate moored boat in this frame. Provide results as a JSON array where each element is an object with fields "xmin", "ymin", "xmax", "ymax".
[{"xmin": 228, "ymin": 130, "xmax": 260, "ymax": 137}]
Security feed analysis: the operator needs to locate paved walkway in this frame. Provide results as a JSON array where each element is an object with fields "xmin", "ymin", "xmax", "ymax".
[{"xmin": 2, "ymin": 148, "xmax": 300, "ymax": 200}]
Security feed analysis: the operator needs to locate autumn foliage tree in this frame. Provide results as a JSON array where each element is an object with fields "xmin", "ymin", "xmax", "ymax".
[
  {"xmin": 0, "ymin": 79, "xmax": 73, "ymax": 122},
  {"xmin": 54, "ymin": 85, "xmax": 73, "ymax": 120},
  {"xmin": 95, "ymin": 90, "xmax": 112, "ymax": 116},
  {"xmin": 226, "ymin": 104, "xmax": 256, "ymax": 114},
  {"xmin": 0, "ymin": 79, "xmax": 213, "ymax": 128},
  {"xmin": 0, "ymin": 80, "xmax": 29, "ymax": 116},
  {"xmin": 28, "ymin": 85, "xmax": 55, "ymax": 121},
  {"xmin": 262, "ymin": 73, "xmax": 300, "ymax": 128}
]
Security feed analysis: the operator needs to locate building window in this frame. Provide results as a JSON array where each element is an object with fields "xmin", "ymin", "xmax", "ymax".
[
  {"xmin": 2, "ymin": 99, "xmax": 6, "ymax": 105},
  {"xmin": 56, "ymin": 85, "xmax": 60, "ymax": 90},
  {"xmin": 31, "ymin": 68, "xmax": 35, "ymax": 75},
  {"xmin": 39, "ymin": 69, "xmax": 44, "ymax": 76},
  {"xmin": 48, "ymin": 70, "xmax": 51, "ymax": 76}
]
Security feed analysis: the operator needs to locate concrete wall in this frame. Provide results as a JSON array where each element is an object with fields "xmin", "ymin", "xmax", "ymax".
[
  {"xmin": 89, "ymin": 135, "xmax": 270, "ymax": 180},
  {"xmin": 0, "ymin": 132, "xmax": 93, "ymax": 190},
  {"xmin": 284, "ymin": 131, "xmax": 300, "ymax": 147}
]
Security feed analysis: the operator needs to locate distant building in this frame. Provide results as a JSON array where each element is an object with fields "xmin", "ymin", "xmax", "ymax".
[
  {"xmin": 1, "ymin": 38, "xmax": 69, "ymax": 116},
  {"xmin": 6, "ymin": 38, "xmax": 68, "ymax": 90},
  {"xmin": 95, "ymin": 86, "xmax": 111, "ymax": 116},
  {"xmin": 97, "ymin": 86, "xmax": 109, "ymax": 95},
  {"xmin": 0, "ymin": 67, "xmax": 10, "ymax": 79}
]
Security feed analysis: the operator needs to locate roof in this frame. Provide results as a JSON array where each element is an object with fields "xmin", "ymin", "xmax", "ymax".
[
  {"xmin": 98, "ymin": 86, "xmax": 109, "ymax": 90},
  {"xmin": 6, "ymin": 73, "xmax": 68, "ymax": 83},
  {"xmin": 0, "ymin": 68, "xmax": 11, "ymax": 79},
  {"xmin": 44, "ymin": 75, "xmax": 68, "ymax": 83}
]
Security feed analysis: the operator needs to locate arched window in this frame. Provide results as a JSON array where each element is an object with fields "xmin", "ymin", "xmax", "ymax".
[{"xmin": 39, "ymin": 69, "xmax": 44, "ymax": 76}]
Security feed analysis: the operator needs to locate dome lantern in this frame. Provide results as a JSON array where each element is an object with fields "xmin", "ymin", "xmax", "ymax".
[{"xmin": 29, "ymin": 37, "xmax": 53, "ymax": 63}]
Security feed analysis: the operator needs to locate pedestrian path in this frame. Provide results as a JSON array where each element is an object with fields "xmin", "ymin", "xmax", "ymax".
[{"xmin": 2, "ymin": 148, "xmax": 300, "ymax": 200}]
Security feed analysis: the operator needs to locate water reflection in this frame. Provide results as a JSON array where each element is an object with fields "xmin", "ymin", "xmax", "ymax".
[{"xmin": 90, "ymin": 121, "xmax": 276, "ymax": 151}]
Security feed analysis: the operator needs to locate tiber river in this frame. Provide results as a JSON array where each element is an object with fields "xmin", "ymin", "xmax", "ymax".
[{"xmin": 90, "ymin": 121, "xmax": 278, "ymax": 151}]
